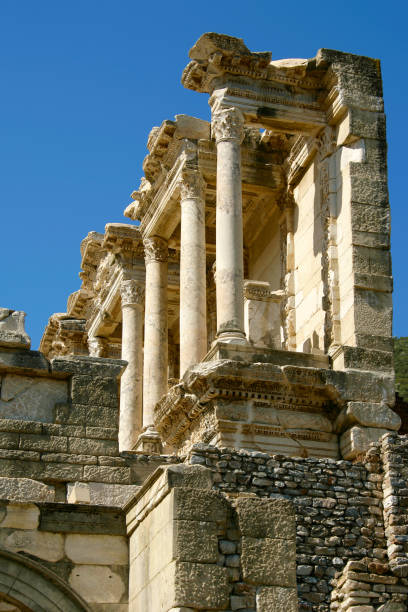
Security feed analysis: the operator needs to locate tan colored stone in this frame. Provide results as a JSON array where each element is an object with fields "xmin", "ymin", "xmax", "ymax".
[
  {"xmin": 256, "ymin": 586, "xmax": 298, "ymax": 612},
  {"xmin": 236, "ymin": 497, "xmax": 295, "ymax": 540},
  {"xmin": 0, "ymin": 477, "xmax": 55, "ymax": 503},
  {"xmin": 1, "ymin": 503, "xmax": 39, "ymax": 530},
  {"xmin": 67, "ymin": 481, "xmax": 90, "ymax": 504},
  {"xmin": 340, "ymin": 425, "xmax": 390, "ymax": 459},
  {"xmin": 69, "ymin": 565, "xmax": 126, "ymax": 603},
  {"xmin": 4, "ymin": 529, "xmax": 64, "ymax": 562},
  {"xmin": 65, "ymin": 534, "xmax": 128, "ymax": 565},
  {"xmin": 241, "ymin": 536, "xmax": 296, "ymax": 587}
]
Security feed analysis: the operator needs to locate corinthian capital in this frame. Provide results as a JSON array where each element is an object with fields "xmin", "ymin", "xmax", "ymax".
[
  {"xmin": 120, "ymin": 280, "xmax": 145, "ymax": 306},
  {"xmin": 211, "ymin": 107, "xmax": 245, "ymax": 144},
  {"xmin": 179, "ymin": 168, "xmax": 206, "ymax": 202},
  {"xmin": 143, "ymin": 236, "xmax": 168, "ymax": 264}
]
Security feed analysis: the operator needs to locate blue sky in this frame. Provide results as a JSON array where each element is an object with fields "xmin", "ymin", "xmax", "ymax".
[{"xmin": 1, "ymin": 0, "xmax": 407, "ymax": 349}]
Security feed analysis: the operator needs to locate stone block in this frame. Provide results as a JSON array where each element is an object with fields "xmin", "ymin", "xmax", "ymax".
[
  {"xmin": 1, "ymin": 503, "xmax": 39, "ymax": 529},
  {"xmin": 173, "ymin": 519, "xmax": 218, "ymax": 563},
  {"xmin": 51, "ymin": 355, "xmax": 126, "ymax": 378},
  {"xmin": 166, "ymin": 464, "xmax": 213, "ymax": 490},
  {"xmin": 19, "ymin": 433, "xmax": 68, "ymax": 453},
  {"xmin": 256, "ymin": 586, "xmax": 298, "ymax": 612},
  {"xmin": 83, "ymin": 465, "xmax": 130, "ymax": 484},
  {"xmin": 0, "ymin": 309, "xmax": 30, "ymax": 349},
  {"xmin": 69, "ymin": 565, "xmax": 126, "ymax": 603},
  {"xmin": 335, "ymin": 402, "xmax": 401, "ymax": 432},
  {"xmin": 4, "ymin": 529, "xmax": 64, "ymax": 562},
  {"xmin": 337, "ymin": 108, "xmax": 386, "ymax": 145},
  {"xmin": 173, "ymin": 561, "xmax": 230, "ymax": 610},
  {"xmin": 235, "ymin": 496, "xmax": 295, "ymax": 539},
  {"xmin": 67, "ymin": 481, "xmax": 140, "ymax": 507},
  {"xmin": 348, "ymin": 162, "xmax": 388, "ymax": 206},
  {"xmin": 41, "ymin": 462, "xmax": 84, "ymax": 482},
  {"xmin": 40, "ymin": 505, "xmax": 126, "ymax": 535},
  {"xmin": 86, "ymin": 426, "xmax": 118, "ymax": 440},
  {"xmin": 67, "ymin": 437, "xmax": 118, "ymax": 457},
  {"xmin": 0, "ymin": 477, "xmax": 55, "ymax": 502},
  {"xmin": 0, "ymin": 348, "xmax": 49, "ymax": 375},
  {"xmin": 70, "ymin": 375, "xmax": 118, "ymax": 408},
  {"xmin": 0, "ymin": 374, "xmax": 67, "ymax": 422},
  {"xmin": 241, "ymin": 536, "xmax": 296, "ymax": 587},
  {"xmin": 172, "ymin": 487, "xmax": 227, "ymax": 523},
  {"xmin": 0, "ymin": 432, "xmax": 18, "ymax": 449},
  {"xmin": 340, "ymin": 426, "xmax": 390, "ymax": 459},
  {"xmin": 65, "ymin": 534, "xmax": 128, "ymax": 565},
  {"xmin": 58, "ymin": 403, "xmax": 119, "ymax": 428},
  {"xmin": 67, "ymin": 482, "xmax": 91, "ymax": 504}
]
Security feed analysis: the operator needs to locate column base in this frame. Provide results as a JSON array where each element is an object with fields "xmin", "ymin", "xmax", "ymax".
[
  {"xmin": 133, "ymin": 428, "xmax": 163, "ymax": 455},
  {"xmin": 214, "ymin": 332, "xmax": 248, "ymax": 346}
]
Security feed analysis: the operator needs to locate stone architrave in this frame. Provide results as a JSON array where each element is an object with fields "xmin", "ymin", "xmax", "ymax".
[
  {"xmin": 179, "ymin": 168, "xmax": 207, "ymax": 375},
  {"xmin": 137, "ymin": 237, "xmax": 168, "ymax": 453},
  {"xmin": 211, "ymin": 107, "xmax": 247, "ymax": 343},
  {"xmin": 120, "ymin": 279, "xmax": 145, "ymax": 451}
]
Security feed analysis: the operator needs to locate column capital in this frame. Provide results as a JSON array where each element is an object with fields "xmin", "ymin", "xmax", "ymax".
[
  {"xmin": 120, "ymin": 279, "xmax": 145, "ymax": 306},
  {"xmin": 211, "ymin": 107, "xmax": 245, "ymax": 144},
  {"xmin": 179, "ymin": 168, "xmax": 206, "ymax": 202},
  {"xmin": 143, "ymin": 236, "xmax": 168, "ymax": 264}
]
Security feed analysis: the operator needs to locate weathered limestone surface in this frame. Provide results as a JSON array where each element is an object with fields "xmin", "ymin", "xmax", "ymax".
[{"xmin": 0, "ymin": 309, "xmax": 30, "ymax": 349}]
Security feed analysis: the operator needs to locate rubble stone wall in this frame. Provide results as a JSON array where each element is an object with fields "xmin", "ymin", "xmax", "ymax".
[{"xmin": 186, "ymin": 437, "xmax": 408, "ymax": 611}]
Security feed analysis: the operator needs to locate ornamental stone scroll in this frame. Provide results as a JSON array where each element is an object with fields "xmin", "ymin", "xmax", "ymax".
[{"xmin": 211, "ymin": 107, "xmax": 245, "ymax": 144}]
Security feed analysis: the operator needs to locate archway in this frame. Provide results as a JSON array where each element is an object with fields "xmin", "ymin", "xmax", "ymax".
[{"xmin": 0, "ymin": 549, "xmax": 90, "ymax": 612}]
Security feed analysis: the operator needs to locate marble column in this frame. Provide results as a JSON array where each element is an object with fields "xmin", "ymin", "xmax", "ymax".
[
  {"xmin": 211, "ymin": 106, "xmax": 247, "ymax": 343},
  {"xmin": 179, "ymin": 168, "xmax": 207, "ymax": 376},
  {"xmin": 137, "ymin": 236, "xmax": 168, "ymax": 453},
  {"xmin": 119, "ymin": 280, "xmax": 144, "ymax": 452}
]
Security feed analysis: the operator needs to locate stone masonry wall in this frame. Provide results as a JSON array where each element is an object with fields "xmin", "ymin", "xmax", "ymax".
[
  {"xmin": 0, "ymin": 349, "xmax": 179, "ymax": 506},
  {"xmin": 186, "ymin": 437, "xmax": 408, "ymax": 611}
]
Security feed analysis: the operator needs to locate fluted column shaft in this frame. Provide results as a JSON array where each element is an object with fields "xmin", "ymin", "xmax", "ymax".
[
  {"xmin": 179, "ymin": 169, "xmax": 207, "ymax": 375},
  {"xmin": 212, "ymin": 107, "xmax": 246, "ymax": 342},
  {"xmin": 119, "ymin": 280, "xmax": 144, "ymax": 451},
  {"xmin": 142, "ymin": 236, "xmax": 168, "ymax": 430}
]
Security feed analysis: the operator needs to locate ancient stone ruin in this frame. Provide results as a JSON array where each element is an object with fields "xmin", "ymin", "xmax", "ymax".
[{"xmin": 0, "ymin": 32, "xmax": 405, "ymax": 611}]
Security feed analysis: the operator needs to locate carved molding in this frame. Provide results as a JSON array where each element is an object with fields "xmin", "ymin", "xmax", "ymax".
[
  {"xmin": 120, "ymin": 280, "xmax": 145, "ymax": 306},
  {"xmin": 179, "ymin": 168, "xmax": 206, "ymax": 201},
  {"xmin": 143, "ymin": 236, "xmax": 168, "ymax": 264},
  {"xmin": 211, "ymin": 107, "xmax": 245, "ymax": 144}
]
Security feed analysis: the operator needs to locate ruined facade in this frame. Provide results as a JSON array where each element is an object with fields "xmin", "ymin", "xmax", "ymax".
[{"xmin": 0, "ymin": 33, "xmax": 405, "ymax": 611}]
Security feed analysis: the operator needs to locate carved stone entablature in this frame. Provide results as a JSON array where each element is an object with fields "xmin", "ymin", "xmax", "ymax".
[
  {"xmin": 103, "ymin": 223, "xmax": 144, "ymax": 259},
  {"xmin": 182, "ymin": 33, "xmax": 272, "ymax": 94},
  {"xmin": 154, "ymin": 359, "xmax": 350, "ymax": 456},
  {"xmin": 143, "ymin": 236, "xmax": 168, "ymax": 264},
  {"xmin": 40, "ymin": 313, "xmax": 87, "ymax": 358},
  {"xmin": 120, "ymin": 280, "xmax": 145, "ymax": 307},
  {"xmin": 211, "ymin": 107, "xmax": 245, "ymax": 144},
  {"xmin": 179, "ymin": 168, "xmax": 206, "ymax": 201}
]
